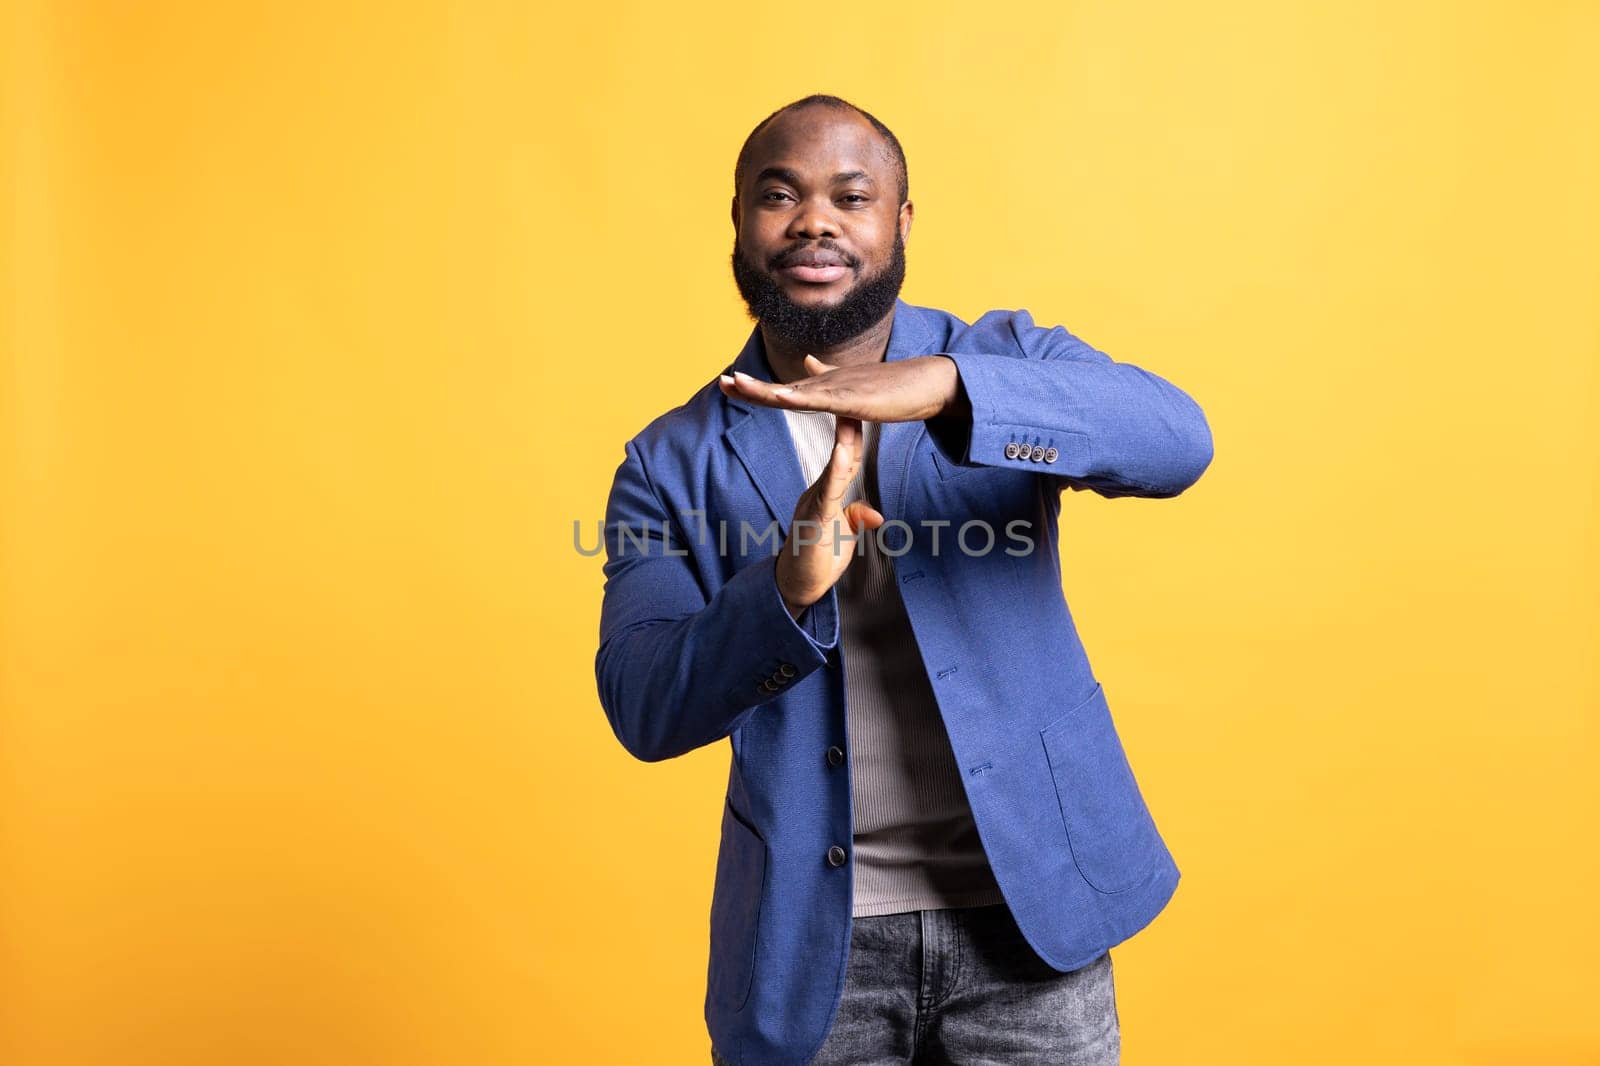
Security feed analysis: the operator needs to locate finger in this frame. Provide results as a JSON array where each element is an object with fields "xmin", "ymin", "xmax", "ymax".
[
  {"xmin": 823, "ymin": 417, "xmax": 864, "ymax": 508},
  {"xmin": 844, "ymin": 500, "xmax": 885, "ymax": 532},
  {"xmin": 769, "ymin": 373, "xmax": 851, "ymax": 413},
  {"xmin": 768, "ymin": 377, "xmax": 821, "ymax": 405},
  {"xmin": 729, "ymin": 369, "xmax": 802, "ymax": 406},
  {"xmin": 818, "ymin": 436, "xmax": 861, "ymax": 508},
  {"xmin": 833, "ymin": 413, "xmax": 862, "ymax": 448},
  {"xmin": 803, "ymin": 354, "xmax": 837, "ymax": 376},
  {"xmin": 834, "ymin": 414, "xmax": 863, "ymax": 455},
  {"xmin": 783, "ymin": 386, "xmax": 872, "ymax": 421}
]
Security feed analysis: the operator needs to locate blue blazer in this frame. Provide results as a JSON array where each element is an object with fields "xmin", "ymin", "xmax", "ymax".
[{"xmin": 595, "ymin": 299, "xmax": 1213, "ymax": 1066}]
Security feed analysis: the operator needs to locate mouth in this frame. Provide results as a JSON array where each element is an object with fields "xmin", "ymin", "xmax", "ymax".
[
  {"xmin": 778, "ymin": 263, "xmax": 851, "ymax": 284},
  {"xmin": 774, "ymin": 248, "xmax": 853, "ymax": 285}
]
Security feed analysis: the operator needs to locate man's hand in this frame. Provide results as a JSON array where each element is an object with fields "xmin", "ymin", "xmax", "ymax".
[
  {"xmin": 774, "ymin": 416, "xmax": 886, "ymax": 618},
  {"xmin": 718, "ymin": 353, "xmax": 968, "ymax": 423},
  {"xmin": 750, "ymin": 358, "xmax": 887, "ymax": 618}
]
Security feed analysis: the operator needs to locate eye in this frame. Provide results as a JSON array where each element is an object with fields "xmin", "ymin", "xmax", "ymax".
[
  {"xmin": 762, "ymin": 190, "xmax": 794, "ymax": 202},
  {"xmin": 841, "ymin": 194, "xmax": 868, "ymax": 204}
]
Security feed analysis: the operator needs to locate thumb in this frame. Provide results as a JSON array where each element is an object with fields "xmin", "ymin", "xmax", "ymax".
[
  {"xmin": 803, "ymin": 353, "xmax": 836, "ymax": 377},
  {"xmin": 844, "ymin": 500, "xmax": 886, "ymax": 533}
]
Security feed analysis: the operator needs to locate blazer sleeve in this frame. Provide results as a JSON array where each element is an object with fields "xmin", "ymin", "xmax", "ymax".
[
  {"xmin": 593, "ymin": 437, "xmax": 840, "ymax": 763},
  {"xmin": 924, "ymin": 309, "xmax": 1214, "ymax": 499}
]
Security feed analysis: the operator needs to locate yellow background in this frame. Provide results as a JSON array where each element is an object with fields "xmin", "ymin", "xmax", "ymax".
[{"xmin": 3, "ymin": 2, "xmax": 1596, "ymax": 1063}]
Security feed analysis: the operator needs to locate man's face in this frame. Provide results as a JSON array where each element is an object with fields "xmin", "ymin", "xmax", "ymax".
[{"xmin": 731, "ymin": 107, "xmax": 912, "ymax": 352}]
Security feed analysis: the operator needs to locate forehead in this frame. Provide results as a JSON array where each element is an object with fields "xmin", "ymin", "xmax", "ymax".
[{"xmin": 742, "ymin": 107, "xmax": 894, "ymax": 188}]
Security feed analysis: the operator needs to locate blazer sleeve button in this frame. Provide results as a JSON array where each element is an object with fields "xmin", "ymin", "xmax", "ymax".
[
  {"xmin": 826, "ymin": 845, "xmax": 848, "ymax": 867},
  {"xmin": 1043, "ymin": 446, "xmax": 1059, "ymax": 463},
  {"xmin": 1004, "ymin": 442, "xmax": 1020, "ymax": 460}
]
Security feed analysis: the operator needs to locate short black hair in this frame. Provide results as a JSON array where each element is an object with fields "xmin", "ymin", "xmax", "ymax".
[{"xmin": 733, "ymin": 94, "xmax": 909, "ymax": 205}]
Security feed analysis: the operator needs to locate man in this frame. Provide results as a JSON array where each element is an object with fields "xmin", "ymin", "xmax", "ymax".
[{"xmin": 594, "ymin": 94, "xmax": 1213, "ymax": 1066}]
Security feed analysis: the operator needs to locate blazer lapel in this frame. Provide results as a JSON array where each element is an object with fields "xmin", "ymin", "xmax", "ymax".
[
  {"xmin": 723, "ymin": 329, "xmax": 809, "ymax": 539},
  {"xmin": 874, "ymin": 301, "xmax": 939, "ymax": 524},
  {"xmin": 722, "ymin": 299, "xmax": 940, "ymax": 537}
]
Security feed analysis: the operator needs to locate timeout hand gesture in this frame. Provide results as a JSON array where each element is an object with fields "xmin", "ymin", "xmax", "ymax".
[{"xmin": 718, "ymin": 356, "xmax": 925, "ymax": 618}]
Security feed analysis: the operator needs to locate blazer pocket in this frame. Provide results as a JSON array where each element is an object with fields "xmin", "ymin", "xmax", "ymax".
[
  {"xmin": 929, "ymin": 439, "xmax": 984, "ymax": 481},
  {"xmin": 1040, "ymin": 682, "xmax": 1163, "ymax": 894},
  {"xmin": 708, "ymin": 795, "xmax": 767, "ymax": 1014}
]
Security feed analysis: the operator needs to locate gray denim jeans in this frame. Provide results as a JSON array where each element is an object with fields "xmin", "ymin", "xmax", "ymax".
[{"xmin": 711, "ymin": 901, "xmax": 1119, "ymax": 1065}]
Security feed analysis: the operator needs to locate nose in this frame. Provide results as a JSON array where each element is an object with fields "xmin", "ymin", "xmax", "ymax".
[{"xmin": 786, "ymin": 195, "xmax": 841, "ymax": 241}]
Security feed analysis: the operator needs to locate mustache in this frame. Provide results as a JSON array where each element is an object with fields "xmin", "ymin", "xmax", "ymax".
[{"xmin": 769, "ymin": 240, "xmax": 860, "ymax": 271}]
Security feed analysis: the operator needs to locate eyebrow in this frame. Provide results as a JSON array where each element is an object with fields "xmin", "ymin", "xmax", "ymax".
[{"xmin": 753, "ymin": 166, "xmax": 875, "ymax": 188}]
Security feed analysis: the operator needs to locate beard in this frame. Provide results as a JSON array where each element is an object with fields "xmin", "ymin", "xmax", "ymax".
[{"xmin": 731, "ymin": 231, "xmax": 907, "ymax": 352}]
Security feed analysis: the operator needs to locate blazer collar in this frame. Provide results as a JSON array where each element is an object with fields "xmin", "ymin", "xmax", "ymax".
[{"xmin": 722, "ymin": 299, "xmax": 939, "ymax": 534}]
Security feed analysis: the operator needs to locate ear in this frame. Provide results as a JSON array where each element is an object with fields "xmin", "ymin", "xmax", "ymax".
[
  {"xmin": 898, "ymin": 199, "xmax": 914, "ymax": 244},
  {"xmin": 731, "ymin": 196, "xmax": 740, "ymax": 233}
]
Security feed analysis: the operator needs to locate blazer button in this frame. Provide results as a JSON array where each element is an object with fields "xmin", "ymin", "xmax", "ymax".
[
  {"xmin": 761, "ymin": 679, "xmax": 778, "ymax": 693},
  {"xmin": 1004, "ymin": 442, "xmax": 1020, "ymax": 460},
  {"xmin": 1015, "ymin": 443, "xmax": 1033, "ymax": 460},
  {"xmin": 1043, "ymin": 446, "xmax": 1059, "ymax": 463},
  {"xmin": 826, "ymin": 745, "xmax": 845, "ymax": 767},
  {"xmin": 778, "ymin": 662, "xmax": 796, "ymax": 678},
  {"xmin": 826, "ymin": 845, "xmax": 847, "ymax": 867},
  {"xmin": 1030, "ymin": 445, "xmax": 1045, "ymax": 462}
]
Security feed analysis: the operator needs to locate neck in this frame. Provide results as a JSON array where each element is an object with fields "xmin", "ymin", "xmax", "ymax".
[{"xmin": 761, "ymin": 306, "xmax": 896, "ymax": 384}]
